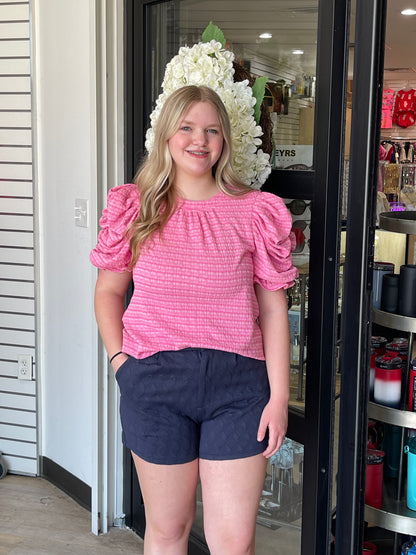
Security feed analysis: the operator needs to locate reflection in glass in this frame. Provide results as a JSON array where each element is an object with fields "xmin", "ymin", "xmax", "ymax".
[
  {"xmin": 146, "ymin": 2, "xmax": 177, "ymax": 107},
  {"xmin": 147, "ymin": 0, "xmax": 319, "ymax": 171},
  {"xmin": 256, "ymin": 438, "xmax": 303, "ymax": 553},
  {"xmin": 181, "ymin": 0, "xmax": 318, "ymax": 170},
  {"xmin": 288, "ymin": 274, "xmax": 308, "ymax": 409},
  {"xmin": 285, "ymin": 194, "xmax": 312, "ymax": 411}
]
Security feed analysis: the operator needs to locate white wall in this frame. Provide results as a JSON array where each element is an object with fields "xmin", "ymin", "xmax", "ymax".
[
  {"xmin": 0, "ymin": 0, "xmax": 37, "ymax": 476},
  {"xmin": 33, "ymin": 0, "xmax": 99, "ymax": 487}
]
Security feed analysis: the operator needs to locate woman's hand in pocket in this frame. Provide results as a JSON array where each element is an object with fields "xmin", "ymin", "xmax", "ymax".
[{"xmin": 112, "ymin": 353, "xmax": 129, "ymax": 373}]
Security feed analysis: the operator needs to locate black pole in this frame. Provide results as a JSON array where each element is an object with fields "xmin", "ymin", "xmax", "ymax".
[{"xmin": 335, "ymin": 1, "xmax": 387, "ymax": 553}]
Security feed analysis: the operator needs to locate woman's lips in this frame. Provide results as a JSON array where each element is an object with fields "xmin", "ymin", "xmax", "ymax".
[{"xmin": 186, "ymin": 150, "xmax": 209, "ymax": 156}]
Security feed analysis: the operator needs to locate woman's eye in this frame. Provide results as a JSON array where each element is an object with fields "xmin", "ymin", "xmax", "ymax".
[
  {"xmin": 180, "ymin": 126, "xmax": 191, "ymax": 132},
  {"xmin": 207, "ymin": 128, "xmax": 218, "ymax": 134}
]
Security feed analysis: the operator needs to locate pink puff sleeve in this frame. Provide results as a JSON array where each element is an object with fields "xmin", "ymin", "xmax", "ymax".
[
  {"xmin": 90, "ymin": 183, "xmax": 140, "ymax": 272},
  {"xmin": 252, "ymin": 192, "xmax": 299, "ymax": 290}
]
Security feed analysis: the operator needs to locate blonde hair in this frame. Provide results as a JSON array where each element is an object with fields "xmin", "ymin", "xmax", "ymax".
[{"xmin": 128, "ymin": 85, "xmax": 251, "ymax": 267}]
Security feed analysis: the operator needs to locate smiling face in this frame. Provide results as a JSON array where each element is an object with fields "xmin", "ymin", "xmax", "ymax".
[{"xmin": 168, "ymin": 101, "xmax": 224, "ymax": 188}]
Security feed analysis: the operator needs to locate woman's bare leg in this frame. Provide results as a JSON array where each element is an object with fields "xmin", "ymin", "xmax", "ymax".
[
  {"xmin": 132, "ymin": 452, "xmax": 199, "ymax": 555},
  {"xmin": 200, "ymin": 454, "xmax": 267, "ymax": 555}
]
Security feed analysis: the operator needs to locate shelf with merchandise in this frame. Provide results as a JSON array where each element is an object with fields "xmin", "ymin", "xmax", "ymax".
[
  {"xmin": 366, "ymin": 373, "xmax": 416, "ymax": 533},
  {"xmin": 379, "ymin": 211, "xmax": 416, "ymax": 235},
  {"xmin": 373, "ymin": 308, "xmax": 416, "ymax": 334},
  {"xmin": 365, "ymin": 212, "xmax": 416, "ymax": 538},
  {"xmin": 365, "ymin": 345, "xmax": 416, "ymax": 533},
  {"xmin": 368, "ymin": 401, "xmax": 416, "ymax": 430},
  {"xmin": 365, "ymin": 478, "xmax": 416, "ymax": 535}
]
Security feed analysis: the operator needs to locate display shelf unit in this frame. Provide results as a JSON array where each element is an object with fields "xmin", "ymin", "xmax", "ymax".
[
  {"xmin": 379, "ymin": 211, "xmax": 416, "ymax": 235},
  {"xmin": 366, "ymin": 401, "xmax": 416, "ymax": 534},
  {"xmin": 365, "ymin": 212, "xmax": 416, "ymax": 538},
  {"xmin": 367, "ymin": 315, "xmax": 416, "ymax": 534},
  {"xmin": 373, "ymin": 308, "xmax": 416, "ymax": 335},
  {"xmin": 369, "ymin": 400, "xmax": 416, "ymax": 429},
  {"xmin": 365, "ymin": 480, "xmax": 416, "ymax": 535}
]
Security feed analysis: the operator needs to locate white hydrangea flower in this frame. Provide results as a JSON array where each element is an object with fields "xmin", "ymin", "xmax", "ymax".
[{"xmin": 145, "ymin": 39, "xmax": 271, "ymax": 188}]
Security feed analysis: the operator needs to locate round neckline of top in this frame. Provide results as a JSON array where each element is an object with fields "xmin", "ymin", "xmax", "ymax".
[
  {"xmin": 176, "ymin": 189, "xmax": 259, "ymax": 208},
  {"xmin": 177, "ymin": 190, "xmax": 227, "ymax": 206}
]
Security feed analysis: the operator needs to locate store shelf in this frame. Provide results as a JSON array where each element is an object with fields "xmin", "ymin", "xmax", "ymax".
[
  {"xmin": 368, "ymin": 402, "xmax": 416, "ymax": 428},
  {"xmin": 379, "ymin": 211, "xmax": 416, "ymax": 235},
  {"xmin": 365, "ymin": 504, "xmax": 416, "ymax": 535},
  {"xmin": 368, "ymin": 216, "xmax": 416, "ymax": 539},
  {"xmin": 365, "ymin": 479, "xmax": 416, "ymax": 535},
  {"xmin": 367, "ymin": 400, "xmax": 416, "ymax": 536},
  {"xmin": 373, "ymin": 308, "xmax": 416, "ymax": 333}
]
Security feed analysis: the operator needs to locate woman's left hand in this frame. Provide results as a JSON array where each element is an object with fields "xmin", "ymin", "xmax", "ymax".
[{"xmin": 257, "ymin": 398, "xmax": 288, "ymax": 458}]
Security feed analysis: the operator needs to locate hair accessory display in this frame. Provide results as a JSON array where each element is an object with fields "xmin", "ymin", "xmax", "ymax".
[{"xmin": 145, "ymin": 22, "xmax": 272, "ymax": 188}]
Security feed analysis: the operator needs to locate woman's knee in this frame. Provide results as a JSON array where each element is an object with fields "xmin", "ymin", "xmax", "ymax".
[
  {"xmin": 205, "ymin": 527, "xmax": 255, "ymax": 555},
  {"xmin": 145, "ymin": 503, "xmax": 196, "ymax": 546},
  {"xmin": 147, "ymin": 518, "xmax": 193, "ymax": 545}
]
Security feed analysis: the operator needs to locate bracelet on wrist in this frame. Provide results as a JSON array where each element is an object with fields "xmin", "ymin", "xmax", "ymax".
[{"xmin": 109, "ymin": 351, "xmax": 123, "ymax": 364}]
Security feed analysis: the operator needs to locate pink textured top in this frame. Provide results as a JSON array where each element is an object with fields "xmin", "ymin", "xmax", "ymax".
[{"xmin": 90, "ymin": 183, "xmax": 298, "ymax": 360}]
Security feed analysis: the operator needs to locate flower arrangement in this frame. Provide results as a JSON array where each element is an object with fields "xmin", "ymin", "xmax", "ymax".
[{"xmin": 145, "ymin": 23, "xmax": 272, "ymax": 188}]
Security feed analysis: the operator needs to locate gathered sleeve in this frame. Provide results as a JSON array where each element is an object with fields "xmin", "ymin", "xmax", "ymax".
[
  {"xmin": 252, "ymin": 192, "xmax": 299, "ymax": 290},
  {"xmin": 90, "ymin": 183, "xmax": 140, "ymax": 272}
]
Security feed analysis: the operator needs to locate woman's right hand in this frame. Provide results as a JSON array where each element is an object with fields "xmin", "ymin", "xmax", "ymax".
[
  {"xmin": 112, "ymin": 353, "xmax": 129, "ymax": 373},
  {"xmin": 94, "ymin": 268, "xmax": 132, "ymax": 375}
]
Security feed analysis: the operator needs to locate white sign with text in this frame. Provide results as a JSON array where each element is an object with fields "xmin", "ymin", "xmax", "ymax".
[{"xmin": 274, "ymin": 145, "xmax": 313, "ymax": 170}]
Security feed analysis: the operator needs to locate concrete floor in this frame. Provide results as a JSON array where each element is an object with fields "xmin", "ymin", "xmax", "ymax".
[
  {"xmin": 0, "ymin": 475, "xmax": 144, "ymax": 554},
  {"xmin": 0, "ymin": 473, "xmax": 302, "ymax": 554}
]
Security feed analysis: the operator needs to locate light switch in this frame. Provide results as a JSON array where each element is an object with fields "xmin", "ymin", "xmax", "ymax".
[{"xmin": 75, "ymin": 199, "xmax": 89, "ymax": 227}]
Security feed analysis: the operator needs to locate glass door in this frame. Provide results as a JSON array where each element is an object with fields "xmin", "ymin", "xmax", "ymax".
[
  {"xmin": 335, "ymin": 1, "xmax": 390, "ymax": 553},
  {"xmin": 124, "ymin": 0, "xmax": 350, "ymax": 552}
]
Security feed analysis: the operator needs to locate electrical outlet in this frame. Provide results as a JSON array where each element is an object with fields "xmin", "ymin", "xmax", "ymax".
[{"xmin": 17, "ymin": 355, "xmax": 32, "ymax": 380}]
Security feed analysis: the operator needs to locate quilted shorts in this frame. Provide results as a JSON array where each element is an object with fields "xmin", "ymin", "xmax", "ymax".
[{"xmin": 115, "ymin": 348, "xmax": 270, "ymax": 465}]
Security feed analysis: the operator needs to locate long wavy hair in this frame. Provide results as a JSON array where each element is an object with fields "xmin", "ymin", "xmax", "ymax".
[{"xmin": 128, "ymin": 85, "xmax": 252, "ymax": 267}]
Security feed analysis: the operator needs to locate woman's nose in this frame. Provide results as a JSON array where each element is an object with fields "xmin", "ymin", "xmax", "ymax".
[{"xmin": 192, "ymin": 129, "xmax": 207, "ymax": 145}]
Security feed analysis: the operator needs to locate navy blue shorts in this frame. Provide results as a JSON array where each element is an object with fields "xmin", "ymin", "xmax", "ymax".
[{"xmin": 115, "ymin": 348, "xmax": 270, "ymax": 465}]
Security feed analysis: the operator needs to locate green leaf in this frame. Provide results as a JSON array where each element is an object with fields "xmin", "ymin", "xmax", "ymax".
[
  {"xmin": 202, "ymin": 22, "xmax": 226, "ymax": 49},
  {"xmin": 252, "ymin": 76, "xmax": 268, "ymax": 124}
]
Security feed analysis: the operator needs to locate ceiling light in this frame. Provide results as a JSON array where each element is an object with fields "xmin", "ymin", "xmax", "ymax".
[
  {"xmin": 292, "ymin": 49, "xmax": 304, "ymax": 55},
  {"xmin": 401, "ymin": 8, "xmax": 416, "ymax": 15},
  {"xmin": 259, "ymin": 32, "xmax": 272, "ymax": 39}
]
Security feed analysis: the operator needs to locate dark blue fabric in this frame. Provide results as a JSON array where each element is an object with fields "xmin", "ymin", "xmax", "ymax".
[{"xmin": 115, "ymin": 348, "xmax": 270, "ymax": 465}]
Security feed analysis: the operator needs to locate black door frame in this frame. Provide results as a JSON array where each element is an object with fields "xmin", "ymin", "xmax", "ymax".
[
  {"xmin": 122, "ymin": 0, "xmax": 386, "ymax": 552},
  {"xmin": 335, "ymin": 1, "xmax": 387, "ymax": 553}
]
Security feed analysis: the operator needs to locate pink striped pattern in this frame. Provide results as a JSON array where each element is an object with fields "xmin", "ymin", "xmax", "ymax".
[{"xmin": 90, "ymin": 183, "xmax": 298, "ymax": 360}]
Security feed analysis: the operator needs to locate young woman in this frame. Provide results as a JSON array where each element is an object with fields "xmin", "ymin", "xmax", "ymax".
[{"xmin": 91, "ymin": 85, "xmax": 298, "ymax": 554}]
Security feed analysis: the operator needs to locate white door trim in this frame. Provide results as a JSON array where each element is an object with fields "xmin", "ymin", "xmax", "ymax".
[{"xmin": 91, "ymin": 0, "xmax": 125, "ymax": 535}]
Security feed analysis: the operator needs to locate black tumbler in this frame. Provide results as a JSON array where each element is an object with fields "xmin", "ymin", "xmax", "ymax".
[
  {"xmin": 381, "ymin": 273, "xmax": 399, "ymax": 313},
  {"xmin": 398, "ymin": 264, "xmax": 416, "ymax": 317},
  {"xmin": 373, "ymin": 262, "xmax": 394, "ymax": 309}
]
